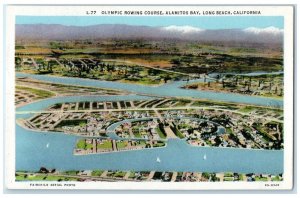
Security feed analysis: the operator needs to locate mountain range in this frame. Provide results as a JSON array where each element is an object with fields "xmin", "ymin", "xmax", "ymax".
[{"xmin": 15, "ymin": 24, "xmax": 283, "ymax": 44}]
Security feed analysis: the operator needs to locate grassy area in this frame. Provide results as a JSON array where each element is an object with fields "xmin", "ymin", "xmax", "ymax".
[
  {"xmin": 64, "ymin": 170, "xmax": 79, "ymax": 175},
  {"xmin": 239, "ymin": 106, "xmax": 256, "ymax": 113},
  {"xmin": 255, "ymin": 176, "xmax": 268, "ymax": 181},
  {"xmin": 50, "ymin": 103, "xmax": 62, "ymax": 109},
  {"xmin": 46, "ymin": 175, "xmax": 79, "ymax": 181},
  {"xmin": 128, "ymin": 171, "xmax": 136, "ymax": 178},
  {"xmin": 174, "ymin": 99, "xmax": 191, "ymax": 107},
  {"xmin": 192, "ymin": 100, "xmax": 238, "ymax": 109},
  {"xmin": 85, "ymin": 143, "xmax": 93, "ymax": 150},
  {"xmin": 91, "ymin": 170, "xmax": 104, "ymax": 177},
  {"xmin": 16, "ymin": 80, "xmax": 121, "ymax": 95},
  {"xmin": 106, "ymin": 171, "xmax": 114, "ymax": 177},
  {"xmin": 252, "ymin": 123, "xmax": 274, "ymax": 142},
  {"xmin": 97, "ymin": 140, "xmax": 112, "ymax": 150},
  {"xmin": 225, "ymin": 127, "xmax": 233, "ymax": 134},
  {"xmin": 120, "ymin": 79, "xmax": 162, "ymax": 86},
  {"xmin": 153, "ymin": 142, "xmax": 166, "ymax": 147},
  {"xmin": 76, "ymin": 139, "xmax": 86, "ymax": 149},
  {"xmin": 15, "ymin": 173, "xmax": 79, "ymax": 181},
  {"xmin": 172, "ymin": 127, "xmax": 185, "ymax": 139},
  {"xmin": 271, "ymin": 175, "xmax": 282, "ymax": 181},
  {"xmin": 135, "ymin": 140, "xmax": 146, "ymax": 147},
  {"xmin": 16, "ymin": 174, "xmax": 45, "ymax": 181},
  {"xmin": 224, "ymin": 172, "xmax": 234, "ymax": 177},
  {"xmin": 113, "ymin": 171, "xmax": 126, "ymax": 178},
  {"xmin": 56, "ymin": 119, "xmax": 87, "ymax": 128},
  {"xmin": 133, "ymin": 131, "xmax": 142, "ymax": 138},
  {"xmin": 79, "ymin": 121, "xmax": 87, "ymax": 127},
  {"xmin": 156, "ymin": 128, "xmax": 166, "ymax": 139},
  {"xmin": 16, "ymin": 86, "xmax": 55, "ymax": 99},
  {"xmin": 238, "ymin": 174, "xmax": 244, "ymax": 181},
  {"xmin": 16, "ymin": 47, "xmax": 53, "ymax": 54},
  {"xmin": 76, "ymin": 139, "xmax": 93, "ymax": 150},
  {"xmin": 224, "ymin": 177, "xmax": 234, "ymax": 181},
  {"xmin": 15, "ymin": 46, "xmax": 25, "ymax": 50},
  {"xmin": 177, "ymin": 172, "xmax": 183, "ymax": 177},
  {"xmin": 116, "ymin": 141, "xmax": 128, "ymax": 149}
]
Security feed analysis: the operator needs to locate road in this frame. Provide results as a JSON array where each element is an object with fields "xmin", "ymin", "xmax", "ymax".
[{"xmin": 103, "ymin": 59, "xmax": 198, "ymax": 77}]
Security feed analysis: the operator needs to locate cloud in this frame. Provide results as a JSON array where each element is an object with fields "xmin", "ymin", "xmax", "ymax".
[
  {"xmin": 161, "ymin": 25, "xmax": 205, "ymax": 34},
  {"xmin": 243, "ymin": 26, "xmax": 283, "ymax": 35}
]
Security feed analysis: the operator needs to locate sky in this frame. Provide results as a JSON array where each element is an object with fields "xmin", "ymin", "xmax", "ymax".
[{"xmin": 16, "ymin": 16, "xmax": 284, "ymax": 29}]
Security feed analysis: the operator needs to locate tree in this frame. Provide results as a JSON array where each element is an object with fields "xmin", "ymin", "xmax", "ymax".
[
  {"xmin": 39, "ymin": 167, "xmax": 49, "ymax": 173},
  {"xmin": 164, "ymin": 76, "xmax": 172, "ymax": 83},
  {"xmin": 249, "ymin": 77, "xmax": 252, "ymax": 88},
  {"xmin": 187, "ymin": 128, "xmax": 193, "ymax": 135},
  {"xmin": 202, "ymin": 172, "xmax": 210, "ymax": 179},
  {"xmin": 200, "ymin": 121, "xmax": 208, "ymax": 128},
  {"xmin": 214, "ymin": 136, "xmax": 222, "ymax": 146},
  {"xmin": 15, "ymin": 57, "xmax": 22, "ymax": 66},
  {"xmin": 170, "ymin": 58, "xmax": 181, "ymax": 66},
  {"xmin": 211, "ymin": 173, "xmax": 219, "ymax": 182},
  {"xmin": 47, "ymin": 61, "xmax": 55, "ymax": 72}
]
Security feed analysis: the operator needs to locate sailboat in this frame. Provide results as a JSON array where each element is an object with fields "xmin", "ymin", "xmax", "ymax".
[
  {"xmin": 203, "ymin": 154, "xmax": 207, "ymax": 160},
  {"xmin": 46, "ymin": 143, "xmax": 49, "ymax": 148},
  {"xmin": 156, "ymin": 157, "xmax": 161, "ymax": 163}
]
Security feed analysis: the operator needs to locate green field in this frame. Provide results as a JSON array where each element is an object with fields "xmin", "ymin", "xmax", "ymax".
[
  {"xmin": 97, "ymin": 140, "xmax": 113, "ymax": 150},
  {"xmin": 91, "ymin": 170, "xmax": 104, "ymax": 177},
  {"xmin": 76, "ymin": 139, "xmax": 86, "ymax": 149},
  {"xmin": 116, "ymin": 141, "xmax": 127, "ymax": 149},
  {"xmin": 15, "ymin": 173, "xmax": 79, "ymax": 181},
  {"xmin": 155, "ymin": 128, "xmax": 166, "ymax": 139},
  {"xmin": 16, "ymin": 86, "xmax": 55, "ymax": 99}
]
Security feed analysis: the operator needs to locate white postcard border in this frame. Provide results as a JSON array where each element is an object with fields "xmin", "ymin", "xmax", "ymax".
[{"xmin": 4, "ymin": 5, "xmax": 295, "ymax": 190}]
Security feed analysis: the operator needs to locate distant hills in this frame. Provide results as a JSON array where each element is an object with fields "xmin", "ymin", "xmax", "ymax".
[{"xmin": 15, "ymin": 24, "xmax": 283, "ymax": 44}]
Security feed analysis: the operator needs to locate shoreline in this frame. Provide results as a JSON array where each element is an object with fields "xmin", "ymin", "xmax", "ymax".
[
  {"xmin": 15, "ymin": 72, "xmax": 283, "ymax": 108},
  {"xmin": 183, "ymin": 85, "xmax": 283, "ymax": 100},
  {"xmin": 16, "ymin": 120, "xmax": 283, "ymax": 152},
  {"xmin": 73, "ymin": 144, "xmax": 168, "ymax": 156}
]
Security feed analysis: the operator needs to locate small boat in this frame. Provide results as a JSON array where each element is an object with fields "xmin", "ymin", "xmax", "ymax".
[
  {"xmin": 156, "ymin": 157, "xmax": 161, "ymax": 163},
  {"xmin": 46, "ymin": 143, "xmax": 49, "ymax": 148},
  {"xmin": 203, "ymin": 154, "xmax": 207, "ymax": 160}
]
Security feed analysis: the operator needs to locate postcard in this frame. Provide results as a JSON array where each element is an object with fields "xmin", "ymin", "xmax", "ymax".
[{"xmin": 4, "ymin": 5, "xmax": 294, "ymax": 190}]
